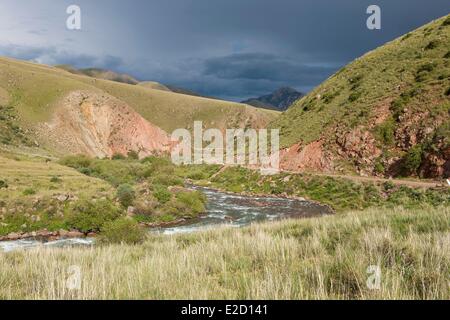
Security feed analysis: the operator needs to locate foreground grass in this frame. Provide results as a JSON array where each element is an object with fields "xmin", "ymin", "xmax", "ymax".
[{"xmin": 0, "ymin": 206, "xmax": 448, "ymax": 300}]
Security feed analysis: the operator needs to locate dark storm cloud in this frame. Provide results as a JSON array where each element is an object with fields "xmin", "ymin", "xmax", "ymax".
[
  {"xmin": 203, "ymin": 53, "xmax": 337, "ymax": 82},
  {"xmin": 1, "ymin": 0, "xmax": 449, "ymax": 101}
]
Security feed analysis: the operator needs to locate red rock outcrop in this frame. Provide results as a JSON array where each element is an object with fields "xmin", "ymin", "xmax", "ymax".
[{"xmin": 39, "ymin": 91, "xmax": 173, "ymax": 158}]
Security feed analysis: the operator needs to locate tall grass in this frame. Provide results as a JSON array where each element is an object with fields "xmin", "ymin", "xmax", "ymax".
[{"xmin": 0, "ymin": 206, "xmax": 448, "ymax": 300}]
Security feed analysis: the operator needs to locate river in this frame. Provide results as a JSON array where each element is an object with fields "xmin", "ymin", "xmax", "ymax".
[{"xmin": 0, "ymin": 186, "xmax": 333, "ymax": 252}]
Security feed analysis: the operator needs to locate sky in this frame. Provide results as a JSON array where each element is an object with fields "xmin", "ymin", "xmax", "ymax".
[{"xmin": 0, "ymin": 0, "xmax": 448, "ymax": 101}]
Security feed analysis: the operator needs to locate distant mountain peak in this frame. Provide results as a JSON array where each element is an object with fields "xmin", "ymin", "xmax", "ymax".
[{"xmin": 242, "ymin": 87, "xmax": 303, "ymax": 111}]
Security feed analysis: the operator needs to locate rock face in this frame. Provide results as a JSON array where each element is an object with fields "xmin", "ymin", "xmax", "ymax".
[
  {"xmin": 40, "ymin": 91, "xmax": 173, "ymax": 158},
  {"xmin": 279, "ymin": 141, "xmax": 333, "ymax": 172}
]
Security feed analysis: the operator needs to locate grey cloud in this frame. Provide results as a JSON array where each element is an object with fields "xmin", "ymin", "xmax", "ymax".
[
  {"xmin": 0, "ymin": 44, "xmax": 124, "ymax": 70},
  {"xmin": 0, "ymin": 0, "xmax": 448, "ymax": 101},
  {"xmin": 203, "ymin": 53, "xmax": 338, "ymax": 83}
]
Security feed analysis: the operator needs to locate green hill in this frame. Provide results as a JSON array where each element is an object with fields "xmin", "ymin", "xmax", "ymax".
[
  {"xmin": 271, "ymin": 14, "xmax": 450, "ymax": 179},
  {"xmin": 55, "ymin": 65, "xmax": 140, "ymax": 85},
  {"xmin": 0, "ymin": 56, "xmax": 278, "ymax": 156}
]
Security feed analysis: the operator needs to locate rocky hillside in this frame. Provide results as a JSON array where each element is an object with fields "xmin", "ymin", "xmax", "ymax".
[
  {"xmin": 242, "ymin": 87, "xmax": 303, "ymax": 111},
  {"xmin": 0, "ymin": 57, "xmax": 278, "ymax": 158},
  {"xmin": 271, "ymin": 14, "xmax": 450, "ymax": 179}
]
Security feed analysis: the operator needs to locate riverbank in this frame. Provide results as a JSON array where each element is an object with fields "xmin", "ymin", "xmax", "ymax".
[
  {"xmin": 0, "ymin": 185, "xmax": 332, "ymax": 244},
  {"xmin": 1, "ymin": 205, "xmax": 448, "ymax": 299}
]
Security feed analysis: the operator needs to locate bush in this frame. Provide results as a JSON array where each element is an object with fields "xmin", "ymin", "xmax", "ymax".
[
  {"xmin": 99, "ymin": 218, "xmax": 146, "ymax": 245},
  {"xmin": 374, "ymin": 118, "xmax": 395, "ymax": 146},
  {"xmin": 417, "ymin": 63, "xmax": 435, "ymax": 73},
  {"xmin": 116, "ymin": 184, "xmax": 135, "ymax": 208},
  {"xmin": 23, "ymin": 188, "xmax": 36, "ymax": 195},
  {"xmin": 151, "ymin": 173, "xmax": 183, "ymax": 187},
  {"xmin": 50, "ymin": 176, "xmax": 62, "ymax": 183},
  {"xmin": 445, "ymin": 87, "xmax": 450, "ymax": 96},
  {"xmin": 348, "ymin": 91, "xmax": 362, "ymax": 102},
  {"xmin": 441, "ymin": 16, "xmax": 450, "ymax": 26},
  {"xmin": 111, "ymin": 153, "xmax": 126, "ymax": 160},
  {"xmin": 176, "ymin": 191, "xmax": 206, "ymax": 215},
  {"xmin": 66, "ymin": 199, "xmax": 122, "ymax": 233},
  {"xmin": 403, "ymin": 145, "xmax": 424, "ymax": 175},
  {"xmin": 425, "ymin": 40, "xmax": 439, "ymax": 50},
  {"xmin": 153, "ymin": 185, "xmax": 172, "ymax": 204},
  {"xmin": 444, "ymin": 51, "xmax": 450, "ymax": 59},
  {"xmin": 127, "ymin": 150, "xmax": 139, "ymax": 160},
  {"xmin": 79, "ymin": 167, "xmax": 93, "ymax": 176},
  {"xmin": 0, "ymin": 180, "xmax": 8, "ymax": 189},
  {"xmin": 374, "ymin": 160, "xmax": 385, "ymax": 175},
  {"xmin": 59, "ymin": 155, "xmax": 92, "ymax": 169}
]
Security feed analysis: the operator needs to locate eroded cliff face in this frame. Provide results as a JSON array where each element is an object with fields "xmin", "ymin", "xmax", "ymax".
[
  {"xmin": 278, "ymin": 104, "xmax": 448, "ymax": 179},
  {"xmin": 39, "ymin": 91, "xmax": 172, "ymax": 158}
]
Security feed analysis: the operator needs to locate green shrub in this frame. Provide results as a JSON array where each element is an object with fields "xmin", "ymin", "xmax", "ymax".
[
  {"xmin": 374, "ymin": 118, "xmax": 395, "ymax": 146},
  {"xmin": 59, "ymin": 155, "xmax": 92, "ymax": 169},
  {"xmin": 151, "ymin": 173, "xmax": 183, "ymax": 187},
  {"xmin": 390, "ymin": 99, "xmax": 406, "ymax": 120},
  {"xmin": 176, "ymin": 191, "xmax": 206, "ymax": 215},
  {"xmin": 116, "ymin": 184, "xmax": 135, "ymax": 208},
  {"xmin": 415, "ymin": 71, "xmax": 428, "ymax": 82},
  {"xmin": 444, "ymin": 51, "xmax": 450, "ymax": 59},
  {"xmin": 153, "ymin": 185, "xmax": 172, "ymax": 204},
  {"xmin": 127, "ymin": 150, "xmax": 139, "ymax": 160},
  {"xmin": 374, "ymin": 160, "xmax": 385, "ymax": 175},
  {"xmin": 186, "ymin": 170, "xmax": 207, "ymax": 180},
  {"xmin": 348, "ymin": 91, "xmax": 362, "ymax": 102},
  {"xmin": 111, "ymin": 153, "xmax": 126, "ymax": 160},
  {"xmin": 403, "ymin": 145, "xmax": 424, "ymax": 175},
  {"xmin": 50, "ymin": 176, "xmax": 62, "ymax": 183},
  {"xmin": 0, "ymin": 180, "xmax": 8, "ymax": 189},
  {"xmin": 66, "ymin": 199, "xmax": 122, "ymax": 233},
  {"xmin": 23, "ymin": 188, "xmax": 36, "ymax": 195},
  {"xmin": 79, "ymin": 167, "xmax": 93, "ymax": 176},
  {"xmin": 417, "ymin": 63, "xmax": 435, "ymax": 73},
  {"xmin": 425, "ymin": 40, "xmax": 439, "ymax": 50},
  {"xmin": 442, "ymin": 16, "xmax": 450, "ymax": 26},
  {"xmin": 99, "ymin": 218, "xmax": 146, "ymax": 245},
  {"xmin": 445, "ymin": 87, "xmax": 450, "ymax": 96}
]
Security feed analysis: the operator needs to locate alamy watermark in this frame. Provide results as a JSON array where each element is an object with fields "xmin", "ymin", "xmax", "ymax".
[
  {"xmin": 66, "ymin": 5, "xmax": 81, "ymax": 30},
  {"xmin": 66, "ymin": 265, "xmax": 82, "ymax": 291},
  {"xmin": 171, "ymin": 121, "xmax": 280, "ymax": 175},
  {"xmin": 366, "ymin": 265, "xmax": 382, "ymax": 290},
  {"xmin": 367, "ymin": 5, "xmax": 381, "ymax": 30}
]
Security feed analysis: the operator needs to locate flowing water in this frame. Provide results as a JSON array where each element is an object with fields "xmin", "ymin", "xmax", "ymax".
[
  {"xmin": 155, "ymin": 185, "xmax": 333, "ymax": 235},
  {"xmin": 0, "ymin": 186, "xmax": 333, "ymax": 252}
]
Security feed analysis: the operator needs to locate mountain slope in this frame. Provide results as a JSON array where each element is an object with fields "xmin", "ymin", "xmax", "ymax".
[
  {"xmin": 55, "ymin": 65, "xmax": 140, "ymax": 85},
  {"xmin": 271, "ymin": 14, "xmax": 450, "ymax": 179},
  {"xmin": 242, "ymin": 87, "xmax": 303, "ymax": 111},
  {"xmin": 137, "ymin": 81, "xmax": 171, "ymax": 92},
  {"xmin": 0, "ymin": 57, "xmax": 278, "ymax": 157}
]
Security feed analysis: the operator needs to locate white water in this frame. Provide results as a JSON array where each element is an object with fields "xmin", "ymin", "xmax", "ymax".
[
  {"xmin": 1, "ymin": 186, "xmax": 332, "ymax": 252},
  {"xmin": 0, "ymin": 238, "xmax": 94, "ymax": 253}
]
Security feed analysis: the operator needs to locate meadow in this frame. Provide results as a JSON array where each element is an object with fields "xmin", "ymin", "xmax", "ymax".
[{"xmin": 0, "ymin": 206, "xmax": 448, "ymax": 299}]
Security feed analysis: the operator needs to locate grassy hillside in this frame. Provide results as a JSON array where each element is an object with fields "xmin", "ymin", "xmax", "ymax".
[
  {"xmin": 137, "ymin": 81, "xmax": 171, "ymax": 92},
  {"xmin": 55, "ymin": 65, "xmax": 140, "ymax": 85},
  {"xmin": 0, "ymin": 56, "xmax": 278, "ymax": 152},
  {"xmin": 0, "ymin": 152, "xmax": 210, "ymax": 237},
  {"xmin": 0, "ymin": 205, "xmax": 448, "ymax": 299},
  {"xmin": 271, "ymin": 14, "xmax": 450, "ymax": 178}
]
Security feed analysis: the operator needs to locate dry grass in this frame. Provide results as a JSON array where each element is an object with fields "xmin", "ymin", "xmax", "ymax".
[
  {"xmin": 0, "ymin": 206, "xmax": 448, "ymax": 300},
  {"xmin": 0, "ymin": 153, "xmax": 112, "ymax": 202}
]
